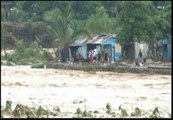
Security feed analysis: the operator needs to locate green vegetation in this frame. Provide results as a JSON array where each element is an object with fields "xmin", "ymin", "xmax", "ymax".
[
  {"xmin": 43, "ymin": 2, "xmax": 73, "ymax": 47},
  {"xmin": 3, "ymin": 100, "xmax": 13, "ymax": 115},
  {"xmin": 76, "ymin": 108, "xmax": 82, "ymax": 115},
  {"xmin": 86, "ymin": 6, "xmax": 113, "ymax": 34},
  {"xmin": 131, "ymin": 107, "xmax": 142, "ymax": 117},
  {"xmin": 1, "ymin": 101, "xmax": 170, "ymax": 118},
  {"xmin": 75, "ymin": 107, "xmax": 93, "ymax": 117},
  {"xmin": 0, "ymin": 1, "xmax": 171, "ymax": 101},
  {"xmin": 1, "ymin": 1, "xmax": 171, "ymax": 65},
  {"xmin": 1, "ymin": 40, "xmax": 53, "ymax": 65},
  {"xmin": 1, "ymin": 1, "xmax": 171, "ymax": 53},
  {"xmin": 106, "ymin": 103, "xmax": 111, "ymax": 114},
  {"xmin": 118, "ymin": 105, "xmax": 128, "ymax": 117},
  {"xmin": 149, "ymin": 107, "xmax": 160, "ymax": 118}
]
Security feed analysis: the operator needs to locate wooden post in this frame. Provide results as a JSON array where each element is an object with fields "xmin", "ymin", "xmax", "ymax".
[{"xmin": 100, "ymin": 44, "xmax": 105, "ymax": 64}]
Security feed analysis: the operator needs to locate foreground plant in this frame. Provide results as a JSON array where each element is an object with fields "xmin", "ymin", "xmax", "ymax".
[
  {"xmin": 131, "ymin": 107, "xmax": 142, "ymax": 117},
  {"xmin": 119, "ymin": 105, "xmax": 128, "ymax": 117},
  {"xmin": 1, "ymin": 101, "xmax": 171, "ymax": 118},
  {"xmin": 149, "ymin": 107, "xmax": 160, "ymax": 118},
  {"xmin": 106, "ymin": 103, "xmax": 111, "ymax": 114},
  {"xmin": 76, "ymin": 108, "xmax": 82, "ymax": 115},
  {"xmin": 2, "ymin": 100, "xmax": 13, "ymax": 115},
  {"xmin": 75, "ymin": 107, "xmax": 93, "ymax": 117}
]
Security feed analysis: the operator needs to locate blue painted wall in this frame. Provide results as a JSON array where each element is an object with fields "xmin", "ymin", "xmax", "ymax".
[
  {"xmin": 103, "ymin": 37, "xmax": 115, "ymax": 62},
  {"xmin": 103, "ymin": 36, "xmax": 122, "ymax": 62},
  {"xmin": 103, "ymin": 37, "xmax": 115, "ymax": 45}
]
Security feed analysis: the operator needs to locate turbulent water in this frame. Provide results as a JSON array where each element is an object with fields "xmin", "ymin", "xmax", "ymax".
[{"xmin": 1, "ymin": 65, "xmax": 171, "ymax": 117}]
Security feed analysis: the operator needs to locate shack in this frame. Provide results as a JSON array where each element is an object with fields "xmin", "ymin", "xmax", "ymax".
[
  {"xmin": 68, "ymin": 38, "xmax": 88, "ymax": 61},
  {"xmin": 122, "ymin": 42, "xmax": 149, "ymax": 61},
  {"xmin": 156, "ymin": 35, "xmax": 172, "ymax": 61},
  {"xmin": 69, "ymin": 34, "xmax": 122, "ymax": 63}
]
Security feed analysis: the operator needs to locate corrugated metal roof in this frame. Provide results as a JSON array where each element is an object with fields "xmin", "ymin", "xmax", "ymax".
[
  {"xmin": 86, "ymin": 34, "xmax": 113, "ymax": 44},
  {"xmin": 70, "ymin": 38, "xmax": 88, "ymax": 46},
  {"xmin": 70, "ymin": 34, "xmax": 116, "ymax": 46}
]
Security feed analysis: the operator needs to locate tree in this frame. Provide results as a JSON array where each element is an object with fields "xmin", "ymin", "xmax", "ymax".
[
  {"xmin": 43, "ymin": 2, "xmax": 91, "ymax": 48},
  {"xmin": 32, "ymin": 21, "xmax": 54, "ymax": 48},
  {"xmin": 101, "ymin": 1, "xmax": 121, "ymax": 17},
  {"xmin": 71, "ymin": 1, "xmax": 101, "ymax": 20},
  {"xmin": 162, "ymin": 4, "xmax": 171, "ymax": 36},
  {"xmin": 116, "ymin": 1, "xmax": 171, "ymax": 59},
  {"xmin": 152, "ymin": 1, "xmax": 171, "ymax": 9},
  {"xmin": 116, "ymin": 1, "xmax": 157, "ymax": 44},
  {"xmin": 86, "ymin": 6, "xmax": 113, "ymax": 34},
  {"xmin": 9, "ymin": 1, "xmax": 29, "ymax": 22},
  {"xmin": 149, "ymin": 1, "xmax": 171, "ymax": 58},
  {"xmin": 1, "ymin": 25, "xmax": 15, "ymax": 49},
  {"xmin": 155, "ymin": 4, "xmax": 171, "ymax": 37},
  {"xmin": 43, "ymin": 2, "xmax": 73, "ymax": 47}
]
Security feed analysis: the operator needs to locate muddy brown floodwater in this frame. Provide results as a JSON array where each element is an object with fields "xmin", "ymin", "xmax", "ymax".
[{"xmin": 1, "ymin": 65, "xmax": 172, "ymax": 117}]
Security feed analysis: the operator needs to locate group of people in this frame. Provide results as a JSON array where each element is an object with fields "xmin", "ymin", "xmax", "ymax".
[
  {"xmin": 88, "ymin": 49, "xmax": 109, "ymax": 64},
  {"xmin": 73, "ymin": 50, "xmax": 83, "ymax": 62},
  {"xmin": 72, "ymin": 48, "xmax": 109, "ymax": 65},
  {"xmin": 88, "ymin": 49, "xmax": 100, "ymax": 64}
]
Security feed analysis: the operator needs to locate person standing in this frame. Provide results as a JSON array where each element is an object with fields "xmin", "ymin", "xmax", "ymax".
[
  {"xmin": 73, "ymin": 50, "xmax": 76, "ymax": 62},
  {"xmin": 97, "ymin": 51, "xmax": 101, "ymax": 63},
  {"xmin": 92, "ymin": 49, "xmax": 97, "ymax": 65},
  {"xmin": 105, "ymin": 50, "xmax": 108, "ymax": 63},
  {"xmin": 139, "ymin": 49, "xmax": 143, "ymax": 62},
  {"xmin": 76, "ymin": 50, "xmax": 80, "ymax": 62},
  {"xmin": 93, "ymin": 49, "xmax": 97, "ymax": 61},
  {"xmin": 88, "ymin": 50, "xmax": 92, "ymax": 63}
]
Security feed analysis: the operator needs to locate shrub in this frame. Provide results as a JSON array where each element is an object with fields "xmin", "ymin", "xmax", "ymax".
[
  {"xmin": 131, "ymin": 107, "xmax": 142, "ymax": 117},
  {"xmin": 13, "ymin": 104, "xmax": 25, "ymax": 116},
  {"xmin": 106, "ymin": 103, "xmax": 111, "ymax": 111},
  {"xmin": 76, "ymin": 108, "xmax": 82, "ymax": 114},
  {"xmin": 82, "ymin": 110, "xmax": 93, "ymax": 117},
  {"xmin": 4, "ymin": 40, "xmax": 52, "ymax": 65},
  {"xmin": 36, "ymin": 106, "xmax": 48, "ymax": 116},
  {"xmin": 3, "ymin": 100, "xmax": 13, "ymax": 115},
  {"xmin": 119, "ymin": 105, "xmax": 128, "ymax": 117}
]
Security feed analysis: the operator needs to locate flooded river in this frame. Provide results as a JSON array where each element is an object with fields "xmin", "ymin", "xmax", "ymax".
[{"xmin": 1, "ymin": 65, "xmax": 171, "ymax": 117}]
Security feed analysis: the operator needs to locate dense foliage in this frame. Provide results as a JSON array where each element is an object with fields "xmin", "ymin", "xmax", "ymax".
[
  {"xmin": 1, "ymin": 1, "xmax": 171, "ymax": 49},
  {"xmin": 3, "ymin": 40, "xmax": 52, "ymax": 65}
]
